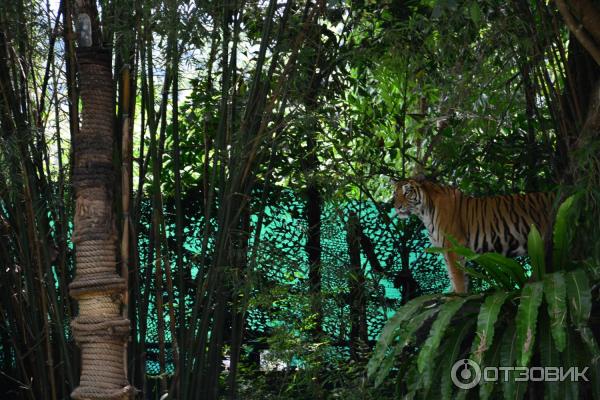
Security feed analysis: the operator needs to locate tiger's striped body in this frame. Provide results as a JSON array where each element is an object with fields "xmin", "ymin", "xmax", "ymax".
[{"xmin": 393, "ymin": 179, "xmax": 554, "ymax": 293}]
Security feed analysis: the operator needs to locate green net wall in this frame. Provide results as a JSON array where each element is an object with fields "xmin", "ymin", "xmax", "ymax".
[{"xmin": 138, "ymin": 190, "xmax": 449, "ymax": 375}]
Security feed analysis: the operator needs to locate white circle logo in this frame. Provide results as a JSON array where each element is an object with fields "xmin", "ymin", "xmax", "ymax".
[{"xmin": 451, "ymin": 359, "xmax": 481, "ymax": 389}]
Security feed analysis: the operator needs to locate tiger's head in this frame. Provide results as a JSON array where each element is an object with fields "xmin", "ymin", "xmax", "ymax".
[{"xmin": 393, "ymin": 179, "xmax": 425, "ymax": 219}]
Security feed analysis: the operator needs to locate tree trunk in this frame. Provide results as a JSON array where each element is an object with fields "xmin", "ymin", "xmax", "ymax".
[
  {"xmin": 306, "ymin": 181, "xmax": 323, "ymax": 333},
  {"xmin": 68, "ymin": 2, "xmax": 131, "ymax": 398},
  {"xmin": 227, "ymin": 203, "xmax": 250, "ymax": 399},
  {"xmin": 347, "ymin": 212, "xmax": 367, "ymax": 360}
]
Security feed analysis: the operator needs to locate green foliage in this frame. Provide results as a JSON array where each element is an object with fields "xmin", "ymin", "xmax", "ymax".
[
  {"xmin": 514, "ymin": 282, "xmax": 543, "ymax": 367},
  {"xmin": 543, "ymin": 273, "xmax": 568, "ymax": 352},
  {"xmin": 428, "ymin": 195, "xmax": 578, "ymax": 291},
  {"xmin": 538, "ymin": 312, "xmax": 561, "ymax": 400},
  {"xmin": 499, "ymin": 323, "xmax": 527, "ymax": 400},
  {"xmin": 417, "ymin": 296, "xmax": 469, "ymax": 389},
  {"xmin": 528, "ymin": 225, "xmax": 545, "ymax": 280},
  {"xmin": 428, "ymin": 236, "xmax": 527, "ymax": 290},
  {"xmin": 367, "ymin": 196, "xmax": 600, "ymax": 398},
  {"xmin": 367, "ymin": 269, "xmax": 598, "ymax": 398},
  {"xmin": 469, "ymin": 290, "xmax": 513, "ymax": 365},
  {"xmin": 4, "ymin": 0, "xmax": 600, "ymax": 398},
  {"xmin": 441, "ymin": 320, "xmax": 476, "ymax": 400},
  {"xmin": 553, "ymin": 195, "xmax": 577, "ymax": 271},
  {"xmin": 367, "ymin": 294, "xmax": 440, "ymax": 379},
  {"xmin": 565, "ymin": 269, "xmax": 592, "ymax": 328},
  {"xmin": 374, "ymin": 306, "xmax": 440, "ymax": 388}
]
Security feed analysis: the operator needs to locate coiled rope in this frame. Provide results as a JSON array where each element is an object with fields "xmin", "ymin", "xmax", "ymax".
[{"xmin": 69, "ymin": 47, "xmax": 133, "ymax": 400}]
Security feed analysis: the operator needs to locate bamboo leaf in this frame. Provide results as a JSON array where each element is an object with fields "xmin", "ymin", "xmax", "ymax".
[
  {"xmin": 470, "ymin": 256, "xmax": 513, "ymax": 289},
  {"xmin": 425, "ymin": 246, "xmax": 448, "ymax": 254},
  {"xmin": 527, "ymin": 224, "xmax": 545, "ymax": 280},
  {"xmin": 446, "ymin": 252, "xmax": 514, "ymax": 289},
  {"xmin": 470, "ymin": 291, "xmax": 512, "ymax": 365},
  {"xmin": 469, "ymin": 1, "xmax": 482, "ymax": 26},
  {"xmin": 432, "ymin": 237, "xmax": 526, "ymax": 289},
  {"xmin": 515, "ymin": 282, "xmax": 544, "ymax": 367},
  {"xmin": 427, "ymin": 245, "xmax": 476, "ymax": 258},
  {"xmin": 457, "ymin": 261, "xmax": 491, "ymax": 282},
  {"xmin": 445, "ymin": 234, "xmax": 465, "ymax": 248},
  {"xmin": 445, "ymin": 235, "xmax": 477, "ymax": 258},
  {"xmin": 367, "ymin": 294, "xmax": 439, "ymax": 378},
  {"xmin": 478, "ymin": 253, "xmax": 527, "ymax": 287},
  {"xmin": 448, "ymin": 246, "xmax": 478, "ymax": 258},
  {"xmin": 543, "ymin": 272, "xmax": 567, "ymax": 352}
]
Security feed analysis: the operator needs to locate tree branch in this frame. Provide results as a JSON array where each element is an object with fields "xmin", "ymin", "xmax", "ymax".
[
  {"xmin": 555, "ymin": 0, "xmax": 600, "ymax": 66},
  {"xmin": 568, "ymin": 0, "xmax": 600, "ymax": 45}
]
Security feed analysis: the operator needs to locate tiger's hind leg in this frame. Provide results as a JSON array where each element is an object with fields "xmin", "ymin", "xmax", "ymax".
[{"xmin": 443, "ymin": 251, "xmax": 468, "ymax": 293}]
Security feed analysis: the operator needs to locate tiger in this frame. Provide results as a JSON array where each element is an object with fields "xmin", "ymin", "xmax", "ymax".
[{"xmin": 393, "ymin": 178, "xmax": 555, "ymax": 293}]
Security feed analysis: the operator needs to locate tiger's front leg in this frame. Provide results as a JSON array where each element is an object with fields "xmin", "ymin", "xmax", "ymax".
[{"xmin": 443, "ymin": 251, "xmax": 468, "ymax": 293}]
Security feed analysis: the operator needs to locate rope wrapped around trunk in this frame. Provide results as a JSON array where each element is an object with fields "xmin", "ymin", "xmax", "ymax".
[{"xmin": 69, "ymin": 47, "xmax": 133, "ymax": 400}]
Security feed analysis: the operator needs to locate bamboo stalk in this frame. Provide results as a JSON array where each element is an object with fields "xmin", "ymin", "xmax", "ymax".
[
  {"xmin": 171, "ymin": 1, "xmax": 184, "ymax": 340},
  {"xmin": 120, "ymin": 64, "xmax": 132, "ymax": 385}
]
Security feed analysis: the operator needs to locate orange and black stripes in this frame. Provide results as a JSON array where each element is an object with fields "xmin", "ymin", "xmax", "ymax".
[
  {"xmin": 460, "ymin": 192, "xmax": 554, "ymax": 257},
  {"xmin": 393, "ymin": 179, "xmax": 555, "ymax": 293}
]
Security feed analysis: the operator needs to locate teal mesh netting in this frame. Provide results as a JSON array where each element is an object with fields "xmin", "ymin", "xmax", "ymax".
[{"xmin": 136, "ymin": 190, "xmax": 449, "ymax": 375}]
